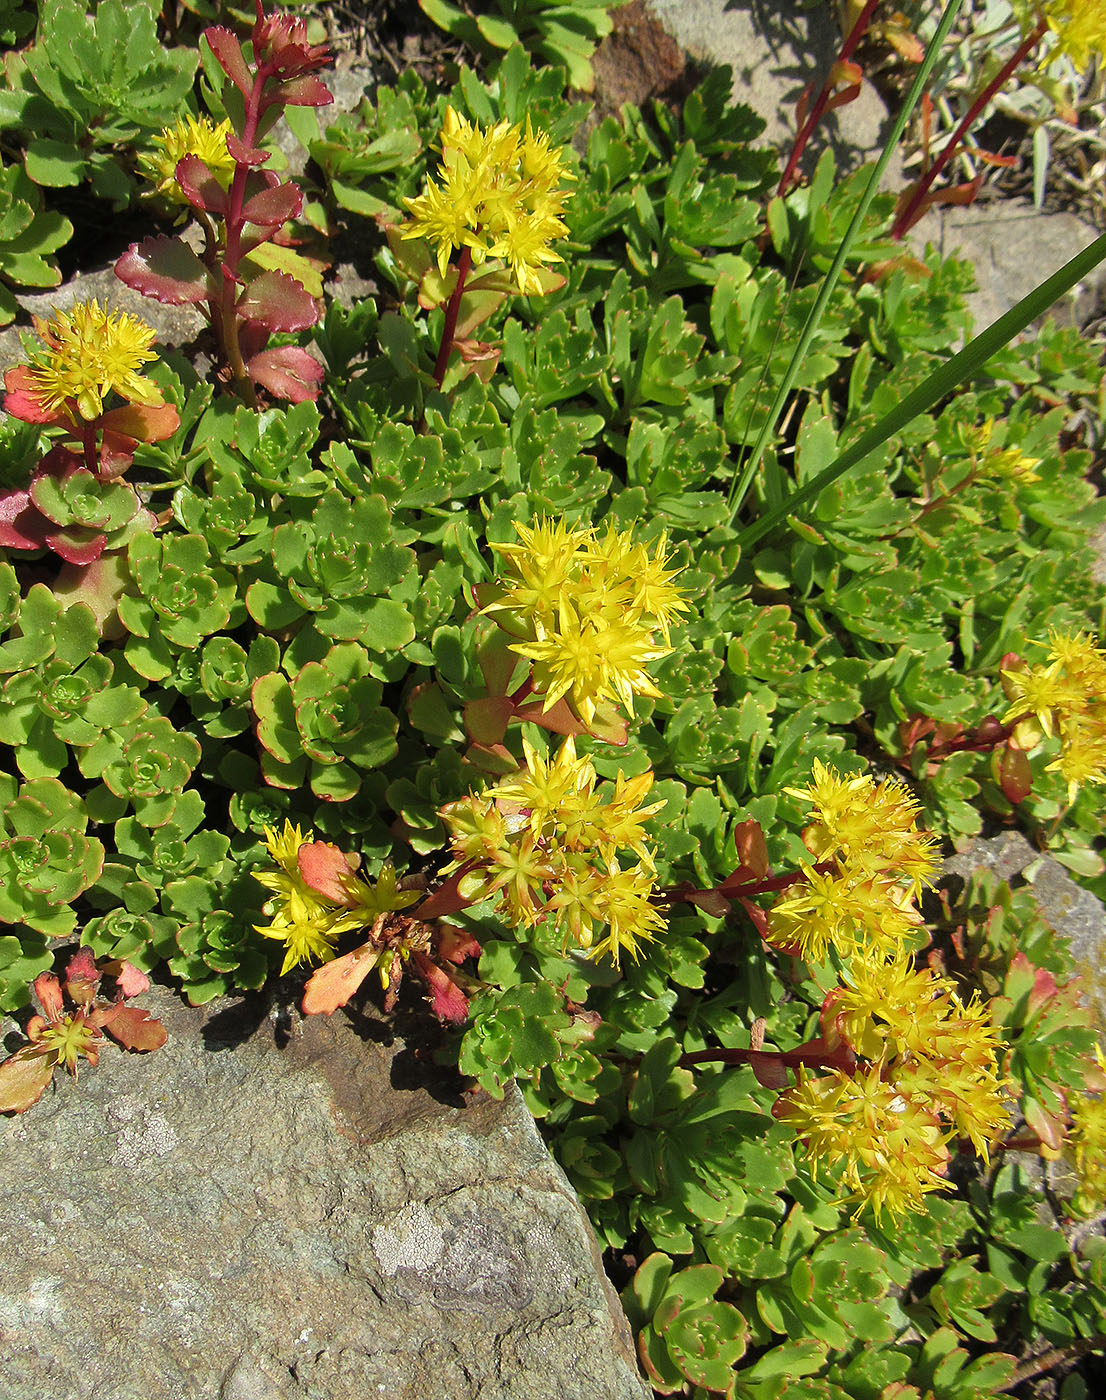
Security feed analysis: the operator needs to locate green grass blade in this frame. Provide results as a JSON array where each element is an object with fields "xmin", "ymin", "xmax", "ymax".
[
  {"xmin": 737, "ymin": 227, "xmax": 1106, "ymax": 550},
  {"xmin": 726, "ymin": 0, "xmax": 966, "ymax": 524}
]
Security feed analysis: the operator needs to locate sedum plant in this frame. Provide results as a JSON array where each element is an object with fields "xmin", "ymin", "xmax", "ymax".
[
  {"xmin": 0, "ymin": 4, "xmax": 1103, "ymax": 1394},
  {"xmin": 116, "ymin": 1, "xmax": 333, "ymax": 403},
  {"xmin": 0, "ymin": 0, "xmax": 197, "ymax": 207}
]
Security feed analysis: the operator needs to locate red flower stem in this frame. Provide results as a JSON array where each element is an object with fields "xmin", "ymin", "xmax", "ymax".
[
  {"xmin": 890, "ymin": 18, "xmax": 1046, "ymax": 239},
  {"xmin": 433, "ymin": 245, "xmax": 472, "ymax": 390},
  {"xmin": 676, "ymin": 1042, "xmax": 846, "ymax": 1072},
  {"xmin": 777, "ymin": 0, "xmax": 880, "ymax": 200},
  {"xmin": 81, "ymin": 421, "xmax": 98, "ymax": 474},
  {"xmin": 661, "ymin": 858, "xmax": 838, "ymax": 906},
  {"xmin": 507, "ymin": 674, "xmax": 533, "ymax": 705},
  {"xmin": 925, "ymin": 720, "xmax": 1015, "ymax": 759},
  {"xmin": 215, "ymin": 36, "xmax": 276, "ymax": 408}
]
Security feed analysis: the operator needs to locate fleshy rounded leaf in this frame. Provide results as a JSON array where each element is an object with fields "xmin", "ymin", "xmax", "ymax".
[
  {"xmin": 246, "ymin": 346, "xmax": 324, "ymax": 402},
  {"xmin": 237, "ymin": 271, "xmax": 318, "ymax": 332},
  {"xmin": 115, "ymin": 237, "xmax": 212, "ymax": 306}
]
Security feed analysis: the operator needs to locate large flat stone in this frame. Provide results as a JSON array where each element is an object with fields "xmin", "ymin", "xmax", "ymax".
[{"xmin": 0, "ymin": 983, "xmax": 648, "ymax": 1400}]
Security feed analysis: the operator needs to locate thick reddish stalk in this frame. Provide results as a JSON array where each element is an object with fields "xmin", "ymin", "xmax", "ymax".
[
  {"xmin": 433, "ymin": 244, "xmax": 473, "ymax": 390},
  {"xmin": 214, "ymin": 39, "xmax": 276, "ymax": 407},
  {"xmin": 890, "ymin": 18, "xmax": 1046, "ymax": 239},
  {"xmin": 777, "ymin": 0, "xmax": 880, "ymax": 199}
]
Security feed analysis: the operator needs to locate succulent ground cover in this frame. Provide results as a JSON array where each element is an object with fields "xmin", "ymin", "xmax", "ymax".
[{"xmin": 0, "ymin": 0, "xmax": 1104, "ymax": 1395}]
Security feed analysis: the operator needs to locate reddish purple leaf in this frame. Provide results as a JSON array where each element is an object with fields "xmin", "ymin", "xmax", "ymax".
[
  {"xmin": 246, "ymin": 346, "xmax": 324, "ymax": 402},
  {"xmin": 46, "ymin": 527, "xmax": 106, "ymax": 566},
  {"xmin": 270, "ymin": 74, "xmax": 333, "ymax": 107},
  {"xmin": 204, "ymin": 26, "xmax": 252, "ymax": 97},
  {"xmin": 436, "ymin": 924, "xmax": 482, "ymax": 966},
  {"xmin": 175, "ymin": 155, "xmax": 228, "ymax": 216},
  {"xmin": 237, "ymin": 270, "xmax": 317, "ymax": 332},
  {"xmin": 748, "ymin": 1051, "xmax": 792, "ymax": 1090},
  {"xmin": 0, "ymin": 488, "xmax": 49, "ymax": 551},
  {"xmin": 242, "ymin": 181, "xmax": 303, "ymax": 227},
  {"xmin": 226, "ymin": 132, "xmax": 271, "ymax": 167},
  {"xmin": 115, "ymin": 237, "xmax": 212, "ymax": 306},
  {"xmin": 32, "ymin": 971, "xmax": 64, "ymax": 1021},
  {"xmin": 411, "ymin": 952, "xmax": 469, "ymax": 1024}
]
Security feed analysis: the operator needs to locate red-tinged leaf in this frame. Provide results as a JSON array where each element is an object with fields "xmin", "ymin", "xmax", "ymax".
[
  {"xmin": 515, "ymin": 694, "xmax": 590, "ymax": 736},
  {"xmin": 205, "ymin": 27, "xmax": 252, "ymax": 97},
  {"xmin": 3, "ymin": 364, "xmax": 60, "ymax": 425},
  {"xmin": 226, "ymin": 132, "xmax": 271, "ymax": 166},
  {"xmin": 242, "ymin": 181, "xmax": 303, "ymax": 227},
  {"xmin": 0, "ymin": 488, "xmax": 50, "ymax": 551},
  {"xmin": 101, "ymin": 1005, "xmax": 168, "ymax": 1052},
  {"xmin": 271, "ymin": 74, "xmax": 333, "ymax": 107},
  {"xmin": 237, "ymin": 270, "xmax": 317, "ymax": 332},
  {"xmin": 246, "ymin": 345, "xmax": 324, "ymax": 402},
  {"xmin": 47, "ymin": 527, "xmax": 106, "ymax": 566},
  {"xmin": 733, "ymin": 819, "xmax": 770, "ymax": 881},
  {"xmin": 999, "ymin": 741, "xmax": 1033, "ymax": 805},
  {"xmin": 452, "ymin": 338, "xmax": 500, "ymax": 384},
  {"xmin": 411, "ymin": 951, "xmax": 469, "ymax": 1024},
  {"xmin": 0, "ymin": 1046, "xmax": 56, "ymax": 1114},
  {"xmin": 676, "ymin": 885, "xmax": 732, "ymax": 919},
  {"xmin": 100, "ymin": 402, "xmax": 180, "ymax": 445},
  {"xmin": 298, "ymin": 840, "xmax": 359, "ymax": 904},
  {"xmin": 301, "ymin": 940, "xmax": 381, "ymax": 1015},
  {"xmin": 1024, "ymin": 1094, "xmax": 1066, "ymax": 1154},
  {"xmin": 464, "ymin": 740, "xmax": 518, "ymax": 775},
  {"xmin": 175, "ymin": 154, "xmax": 228, "ymax": 216},
  {"xmin": 115, "ymin": 236, "xmax": 212, "ymax": 306},
  {"xmin": 412, "ymin": 868, "xmax": 473, "ymax": 922},
  {"xmin": 32, "ymin": 971, "xmax": 64, "ymax": 1021},
  {"xmin": 97, "ymin": 433, "xmax": 139, "ymax": 479},
  {"xmin": 66, "ymin": 948, "xmax": 101, "ymax": 1003},
  {"xmin": 749, "ymin": 1051, "xmax": 792, "ymax": 1090},
  {"xmin": 115, "ymin": 962, "xmax": 150, "ymax": 998},
  {"xmin": 436, "ymin": 924, "xmax": 482, "ymax": 965},
  {"xmin": 464, "ymin": 695, "xmax": 513, "ymax": 747}
]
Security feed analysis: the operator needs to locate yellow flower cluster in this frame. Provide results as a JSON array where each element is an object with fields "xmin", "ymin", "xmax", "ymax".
[
  {"xmin": 777, "ymin": 953, "xmax": 1011, "ymax": 1221},
  {"xmin": 140, "ymin": 114, "xmax": 236, "ymax": 204},
  {"xmin": 253, "ymin": 821, "xmax": 419, "ymax": 975},
  {"xmin": 483, "ymin": 517, "xmax": 689, "ymax": 727},
  {"xmin": 401, "ymin": 106, "xmax": 573, "ymax": 295},
  {"xmin": 765, "ymin": 762, "xmax": 1008, "ymax": 1220},
  {"xmin": 28, "ymin": 300, "xmax": 164, "ymax": 421},
  {"xmin": 1043, "ymin": 0, "xmax": 1106, "ymax": 71},
  {"xmin": 1001, "ymin": 629, "xmax": 1106, "ymax": 801},
  {"xmin": 440, "ymin": 735, "xmax": 666, "ymax": 966},
  {"xmin": 766, "ymin": 760, "xmax": 940, "ymax": 962},
  {"xmin": 1069, "ymin": 1043, "xmax": 1106, "ymax": 1217}
]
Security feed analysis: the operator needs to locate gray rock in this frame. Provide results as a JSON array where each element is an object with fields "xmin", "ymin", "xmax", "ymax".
[
  {"xmin": 944, "ymin": 833, "xmax": 1106, "ymax": 1032},
  {"xmin": 642, "ymin": 0, "xmax": 1101, "ymax": 333},
  {"xmin": 933, "ymin": 198, "xmax": 1101, "ymax": 334},
  {"xmin": 0, "ymin": 982, "xmax": 649, "ymax": 1400},
  {"xmin": 645, "ymin": 0, "xmax": 905, "ymax": 185},
  {"xmin": 0, "ymin": 262, "xmax": 205, "ymax": 377}
]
